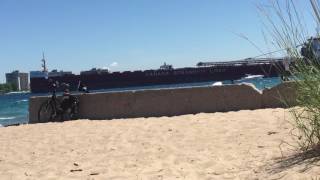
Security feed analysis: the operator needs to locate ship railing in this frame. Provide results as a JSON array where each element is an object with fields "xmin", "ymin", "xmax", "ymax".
[{"xmin": 197, "ymin": 58, "xmax": 285, "ymax": 67}]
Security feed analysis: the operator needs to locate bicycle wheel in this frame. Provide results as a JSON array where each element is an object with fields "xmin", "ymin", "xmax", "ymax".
[
  {"xmin": 62, "ymin": 97, "xmax": 79, "ymax": 121},
  {"xmin": 38, "ymin": 100, "xmax": 56, "ymax": 123},
  {"xmin": 70, "ymin": 98, "xmax": 79, "ymax": 120}
]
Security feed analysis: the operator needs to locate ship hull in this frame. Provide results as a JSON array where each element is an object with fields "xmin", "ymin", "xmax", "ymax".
[{"xmin": 30, "ymin": 62, "xmax": 285, "ymax": 93}]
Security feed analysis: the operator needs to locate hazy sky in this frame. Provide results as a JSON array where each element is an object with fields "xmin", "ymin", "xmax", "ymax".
[{"xmin": 0, "ymin": 0, "xmax": 315, "ymax": 83}]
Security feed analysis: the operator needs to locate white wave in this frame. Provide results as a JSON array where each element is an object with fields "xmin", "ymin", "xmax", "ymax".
[
  {"xmin": 0, "ymin": 117, "xmax": 16, "ymax": 120},
  {"xmin": 5, "ymin": 91, "xmax": 29, "ymax": 94},
  {"xmin": 243, "ymin": 75, "xmax": 264, "ymax": 79},
  {"xmin": 212, "ymin": 82, "xmax": 223, "ymax": 86},
  {"xmin": 0, "ymin": 124, "xmax": 3, "ymax": 127},
  {"xmin": 16, "ymin": 99, "xmax": 28, "ymax": 103}
]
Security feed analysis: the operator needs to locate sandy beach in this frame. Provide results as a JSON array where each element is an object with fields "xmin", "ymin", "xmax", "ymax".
[{"xmin": 0, "ymin": 108, "xmax": 319, "ymax": 180}]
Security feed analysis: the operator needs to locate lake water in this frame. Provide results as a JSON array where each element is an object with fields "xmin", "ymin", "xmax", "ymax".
[{"xmin": 0, "ymin": 77, "xmax": 282, "ymax": 127}]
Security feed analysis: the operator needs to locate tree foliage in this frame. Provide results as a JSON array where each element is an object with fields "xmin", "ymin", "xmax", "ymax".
[{"xmin": 0, "ymin": 83, "xmax": 17, "ymax": 94}]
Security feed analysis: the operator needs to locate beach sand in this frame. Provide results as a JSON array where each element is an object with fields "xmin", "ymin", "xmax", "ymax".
[{"xmin": 0, "ymin": 108, "xmax": 319, "ymax": 180}]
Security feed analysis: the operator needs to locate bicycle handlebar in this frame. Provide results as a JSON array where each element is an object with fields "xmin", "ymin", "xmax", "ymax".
[{"xmin": 48, "ymin": 79, "xmax": 89, "ymax": 94}]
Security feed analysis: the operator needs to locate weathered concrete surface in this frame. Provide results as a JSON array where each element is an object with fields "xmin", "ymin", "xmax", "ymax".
[
  {"xmin": 29, "ymin": 96, "xmax": 47, "ymax": 124},
  {"xmin": 29, "ymin": 82, "xmax": 296, "ymax": 124},
  {"xmin": 77, "ymin": 84, "xmax": 262, "ymax": 120},
  {"xmin": 262, "ymin": 81, "xmax": 297, "ymax": 108}
]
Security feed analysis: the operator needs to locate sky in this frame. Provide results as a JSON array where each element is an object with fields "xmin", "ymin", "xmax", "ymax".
[{"xmin": 0, "ymin": 0, "xmax": 316, "ymax": 83}]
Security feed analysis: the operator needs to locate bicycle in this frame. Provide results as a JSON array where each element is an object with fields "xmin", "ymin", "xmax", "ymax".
[{"xmin": 38, "ymin": 81, "xmax": 79, "ymax": 123}]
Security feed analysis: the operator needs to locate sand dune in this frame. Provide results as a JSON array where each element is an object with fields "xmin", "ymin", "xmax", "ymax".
[{"xmin": 0, "ymin": 108, "xmax": 319, "ymax": 179}]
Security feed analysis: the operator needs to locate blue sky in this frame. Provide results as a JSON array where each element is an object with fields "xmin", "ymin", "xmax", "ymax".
[{"xmin": 0, "ymin": 0, "xmax": 315, "ymax": 83}]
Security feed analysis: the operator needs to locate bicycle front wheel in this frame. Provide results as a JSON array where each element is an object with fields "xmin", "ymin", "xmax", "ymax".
[{"xmin": 38, "ymin": 100, "xmax": 55, "ymax": 123}]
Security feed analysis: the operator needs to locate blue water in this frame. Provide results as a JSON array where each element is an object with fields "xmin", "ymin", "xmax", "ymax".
[
  {"xmin": 0, "ymin": 77, "xmax": 282, "ymax": 127},
  {"xmin": 0, "ymin": 92, "xmax": 30, "ymax": 126}
]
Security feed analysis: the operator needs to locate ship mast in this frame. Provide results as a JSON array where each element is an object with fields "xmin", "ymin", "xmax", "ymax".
[{"xmin": 41, "ymin": 52, "xmax": 48, "ymax": 73}]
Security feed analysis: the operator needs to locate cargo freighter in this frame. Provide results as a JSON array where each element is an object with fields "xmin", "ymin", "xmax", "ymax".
[
  {"xmin": 30, "ymin": 55, "xmax": 290, "ymax": 93},
  {"xmin": 29, "ymin": 37, "xmax": 320, "ymax": 93}
]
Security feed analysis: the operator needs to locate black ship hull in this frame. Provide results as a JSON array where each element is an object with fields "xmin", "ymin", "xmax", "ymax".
[{"xmin": 30, "ymin": 60, "xmax": 286, "ymax": 93}]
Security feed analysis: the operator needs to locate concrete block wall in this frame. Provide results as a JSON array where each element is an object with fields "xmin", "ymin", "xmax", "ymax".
[
  {"xmin": 29, "ymin": 82, "xmax": 296, "ymax": 124},
  {"xmin": 262, "ymin": 82, "xmax": 297, "ymax": 108}
]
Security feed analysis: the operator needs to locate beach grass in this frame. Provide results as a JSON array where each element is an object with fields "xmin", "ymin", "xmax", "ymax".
[{"xmin": 260, "ymin": 0, "xmax": 320, "ymax": 151}]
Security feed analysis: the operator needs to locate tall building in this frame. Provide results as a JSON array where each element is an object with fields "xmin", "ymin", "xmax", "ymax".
[{"xmin": 5, "ymin": 70, "xmax": 29, "ymax": 91}]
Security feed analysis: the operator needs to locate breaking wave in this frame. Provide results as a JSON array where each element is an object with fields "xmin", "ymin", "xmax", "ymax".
[
  {"xmin": 0, "ymin": 117, "xmax": 16, "ymax": 120},
  {"xmin": 15, "ymin": 99, "xmax": 28, "ymax": 103}
]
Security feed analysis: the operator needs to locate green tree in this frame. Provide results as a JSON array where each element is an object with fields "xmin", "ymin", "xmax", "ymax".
[{"xmin": 0, "ymin": 83, "xmax": 17, "ymax": 93}]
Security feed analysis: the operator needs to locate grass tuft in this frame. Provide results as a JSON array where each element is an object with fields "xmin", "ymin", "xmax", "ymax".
[{"xmin": 261, "ymin": 0, "xmax": 320, "ymax": 151}]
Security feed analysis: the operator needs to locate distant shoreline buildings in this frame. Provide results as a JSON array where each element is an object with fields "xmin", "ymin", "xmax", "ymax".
[{"xmin": 5, "ymin": 70, "xmax": 29, "ymax": 91}]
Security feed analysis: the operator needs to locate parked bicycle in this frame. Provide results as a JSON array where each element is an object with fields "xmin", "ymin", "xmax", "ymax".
[{"xmin": 38, "ymin": 80, "xmax": 80, "ymax": 123}]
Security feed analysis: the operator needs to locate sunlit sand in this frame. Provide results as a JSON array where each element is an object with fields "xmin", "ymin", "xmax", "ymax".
[{"xmin": 0, "ymin": 108, "xmax": 319, "ymax": 179}]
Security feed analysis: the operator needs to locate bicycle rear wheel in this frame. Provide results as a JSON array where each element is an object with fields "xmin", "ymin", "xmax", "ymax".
[
  {"xmin": 62, "ymin": 99, "xmax": 79, "ymax": 121},
  {"xmin": 38, "ymin": 101, "xmax": 56, "ymax": 123},
  {"xmin": 70, "ymin": 99, "xmax": 79, "ymax": 120}
]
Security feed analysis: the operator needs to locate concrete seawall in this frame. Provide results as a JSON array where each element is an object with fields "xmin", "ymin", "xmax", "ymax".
[{"xmin": 29, "ymin": 82, "xmax": 296, "ymax": 123}]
